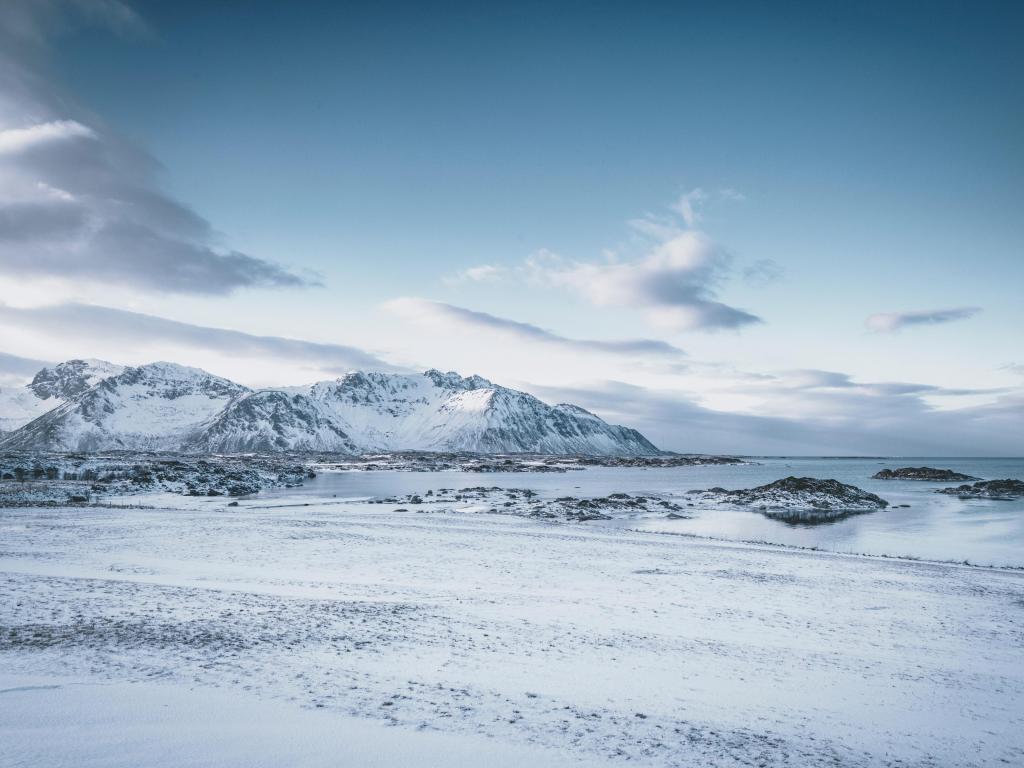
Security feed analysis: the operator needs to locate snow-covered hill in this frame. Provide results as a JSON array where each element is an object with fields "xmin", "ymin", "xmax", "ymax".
[
  {"xmin": 0, "ymin": 362, "xmax": 659, "ymax": 455},
  {"xmin": 0, "ymin": 359, "xmax": 123, "ymax": 433}
]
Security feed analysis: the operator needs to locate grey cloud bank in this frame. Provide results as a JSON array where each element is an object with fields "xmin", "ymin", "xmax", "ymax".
[
  {"xmin": 0, "ymin": 302, "xmax": 398, "ymax": 376},
  {"xmin": 0, "ymin": 4, "xmax": 310, "ymax": 295},
  {"xmin": 529, "ymin": 379, "xmax": 1024, "ymax": 457},
  {"xmin": 0, "ymin": 350, "xmax": 51, "ymax": 386}
]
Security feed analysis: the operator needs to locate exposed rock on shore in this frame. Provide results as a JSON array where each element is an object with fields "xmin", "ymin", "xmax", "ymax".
[
  {"xmin": 873, "ymin": 467, "xmax": 980, "ymax": 481},
  {"xmin": 0, "ymin": 453, "xmax": 313, "ymax": 506},
  {"xmin": 371, "ymin": 486, "xmax": 687, "ymax": 522},
  {"xmin": 314, "ymin": 452, "xmax": 746, "ymax": 473},
  {"xmin": 935, "ymin": 479, "xmax": 1024, "ymax": 500},
  {"xmin": 688, "ymin": 476, "xmax": 889, "ymax": 522}
]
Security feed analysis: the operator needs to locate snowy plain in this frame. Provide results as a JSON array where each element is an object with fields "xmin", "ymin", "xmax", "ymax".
[{"xmin": 2, "ymin": 481, "xmax": 1023, "ymax": 767}]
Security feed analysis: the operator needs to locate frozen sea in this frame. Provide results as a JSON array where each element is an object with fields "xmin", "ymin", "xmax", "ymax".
[{"xmin": 263, "ymin": 457, "xmax": 1024, "ymax": 567}]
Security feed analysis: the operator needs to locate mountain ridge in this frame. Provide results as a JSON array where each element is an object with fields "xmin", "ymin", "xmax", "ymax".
[{"xmin": 0, "ymin": 360, "xmax": 660, "ymax": 456}]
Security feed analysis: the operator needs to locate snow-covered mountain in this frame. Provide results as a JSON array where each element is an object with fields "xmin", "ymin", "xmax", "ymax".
[
  {"xmin": 0, "ymin": 361, "xmax": 659, "ymax": 455},
  {"xmin": 0, "ymin": 359, "xmax": 124, "ymax": 433},
  {"xmin": 1, "ymin": 362, "xmax": 246, "ymax": 451}
]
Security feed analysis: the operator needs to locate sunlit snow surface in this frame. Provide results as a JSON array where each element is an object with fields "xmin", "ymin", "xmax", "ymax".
[{"xmin": 2, "ymin": 460, "xmax": 1023, "ymax": 767}]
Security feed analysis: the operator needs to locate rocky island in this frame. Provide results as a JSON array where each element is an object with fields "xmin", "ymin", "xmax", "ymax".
[
  {"xmin": 935, "ymin": 479, "xmax": 1024, "ymax": 500},
  {"xmin": 873, "ymin": 467, "xmax": 980, "ymax": 481},
  {"xmin": 688, "ymin": 476, "xmax": 890, "ymax": 522},
  {"xmin": 370, "ymin": 486, "xmax": 687, "ymax": 522},
  {"xmin": 0, "ymin": 453, "xmax": 313, "ymax": 506}
]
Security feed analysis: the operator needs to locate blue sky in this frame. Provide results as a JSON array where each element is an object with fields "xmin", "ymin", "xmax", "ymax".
[{"xmin": 0, "ymin": 0, "xmax": 1021, "ymax": 454}]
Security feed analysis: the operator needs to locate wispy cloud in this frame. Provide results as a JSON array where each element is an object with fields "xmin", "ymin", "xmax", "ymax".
[
  {"xmin": 443, "ymin": 264, "xmax": 508, "ymax": 285},
  {"xmin": 383, "ymin": 298, "xmax": 688, "ymax": 362},
  {"xmin": 770, "ymin": 368, "xmax": 1003, "ymax": 399},
  {"xmin": 866, "ymin": 307, "xmax": 981, "ymax": 332},
  {"xmin": 0, "ymin": 2, "xmax": 312, "ymax": 295},
  {"xmin": 0, "ymin": 302, "xmax": 398, "ymax": 375},
  {"xmin": 742, "ymin": 258, "xmax": 783, "ymax": 284},
  {"xmin": 671, "ymin": 188, "xmax": 707, "ymax": 227}
]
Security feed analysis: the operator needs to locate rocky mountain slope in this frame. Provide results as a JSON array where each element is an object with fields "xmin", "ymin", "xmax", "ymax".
[
  {"xmin": 1, "ymin": 362, "xmax": 246, "ymax": 452},
  {"xmin": 0, "ymin": 360, "xmax": 124, "ymax": 433},
  {"xmin": 0, "ymin": 361, "xmax": 659, "ymax": 456}
]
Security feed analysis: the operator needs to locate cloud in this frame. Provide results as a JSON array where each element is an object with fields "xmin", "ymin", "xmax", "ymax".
[
  {"xmin": 866, "ymin": 307, "xmax": 981, "ymax": 333},
  {"xmin": 450, "ymin": 192, "xmax": 762, "ymax": 332},
  {"xmin": 742, "ymin": 258, "xmax": 783, "ymax": 284},
  {"xmin": 443, "ymin": 264, "xmax": 507, "ymax": 285},
  {"xmin": 383, "ymin": 297, "xmax": 687, "ymax": 362},
  {"xmin": 0, "ymin": 1, "xmax": 149, "ymax": 44},
  {"xmin": 0, "ymin": 302, "xmax": 399, "ymax": 375},
  {"xmin": 0, "ymin": 119, "xmax": 95, "ymax": 154},
  {"xmin": 0, "ymin": 350, "xmax": 51, "ymax": 386},
  {"xmin": 1001, "ymin": 363, "xmax": 1024, "ymax": 377},
  {"xmin": 718, "ymin": 188, "xmax": 746, "ymax": 202},
  {"xmin": 526, "ymin": 231, "xmax": 762, "ymax": 331},
  {"xmin": 768, "ymin": 368, "xmax": 1004, "ymax": 401},
  {"xmin": 527, "ymin": 378, "xmax": 1024, "ymax": 457},
  {"xmin": 0, "ymin": 2, "xmax": 312, "ymax": 295},
  {"xmin": 671, "ymin": 188, "xmax": 707, "ymax": 227}
]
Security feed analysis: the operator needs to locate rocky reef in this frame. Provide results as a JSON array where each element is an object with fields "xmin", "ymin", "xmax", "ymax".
[
  {"xmin": 0, "ymin": 453, "xmax": 313, "ymax": 506},
  {"xmin": 873, "ymin": 467, "xmax": 980, "ymax": 481},
  {"xmin": 935, "ymin": 479, "xmax": 1024, "ymax": 500},
  {"xmin": 369, "ymin": 486, "xmax": 688, "ymax": 522},
  {"xmin": 688, "ymin": 476, "xmax": 890, "ymax": 522},
  {"xmin": 313, "ymin": 452, "xmax": 745, "ymax": 473}
]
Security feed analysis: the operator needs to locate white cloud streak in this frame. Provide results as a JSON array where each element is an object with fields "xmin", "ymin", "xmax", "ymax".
[{"xmin": 443, "ymin": 264, "xmax": 507, "ymax": 285}]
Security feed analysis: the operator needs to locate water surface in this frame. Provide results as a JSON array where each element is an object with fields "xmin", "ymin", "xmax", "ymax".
[{"xmin": 262, "ymin": 457, "xmax": 1024, "ymax": 567}]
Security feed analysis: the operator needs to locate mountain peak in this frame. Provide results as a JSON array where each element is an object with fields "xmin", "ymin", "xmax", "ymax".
[
  {"xmin": 423, "ymin": 369, "xmax": 494, "ymax": 391},
  {"xmin": 112, "ymin": 362, "xmax": 246, "ymax": 393},
  {"xmin": 28, "ymin": 359, "xmax": 123, "ymax": 401}
]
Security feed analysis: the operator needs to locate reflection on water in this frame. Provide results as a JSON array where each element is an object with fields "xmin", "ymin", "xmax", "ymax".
[
  {"xmin": 760, "ymin": 508, "xmax": 870, "ymax": 525},
  {"xmin": 259, "ymin": 457, "xmax": 1024, "ymax": 567}
]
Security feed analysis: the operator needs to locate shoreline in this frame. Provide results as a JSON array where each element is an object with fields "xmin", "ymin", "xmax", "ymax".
[{"xmin": 3, "ymin": 493, "xmax": 1024, "ymax": 571}]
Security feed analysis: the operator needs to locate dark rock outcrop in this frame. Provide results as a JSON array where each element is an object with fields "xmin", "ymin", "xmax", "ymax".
[
  {"xmin": 689, "ymin": 476, "xmax": 889, "ymax": 522},
  {"xmin": 873, "ymin": 467, "xmax": 980, "ymax": 482},
  {"xmin": 374, "ymin": 486, "xmax": 686, "ymax": 522},
  {"xmin": 935, "ymin": 479, "xmax": 1024, "ymax": 500}
]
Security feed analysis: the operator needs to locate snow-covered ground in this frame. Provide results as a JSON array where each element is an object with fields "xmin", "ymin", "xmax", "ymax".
[
  {"xmin": 1, "ymin": 675, "xmax": 580, "ymax": 768},
  {"xmin": 2, "ymin": 494, "xmax": 1022, "ymax": 767}
]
